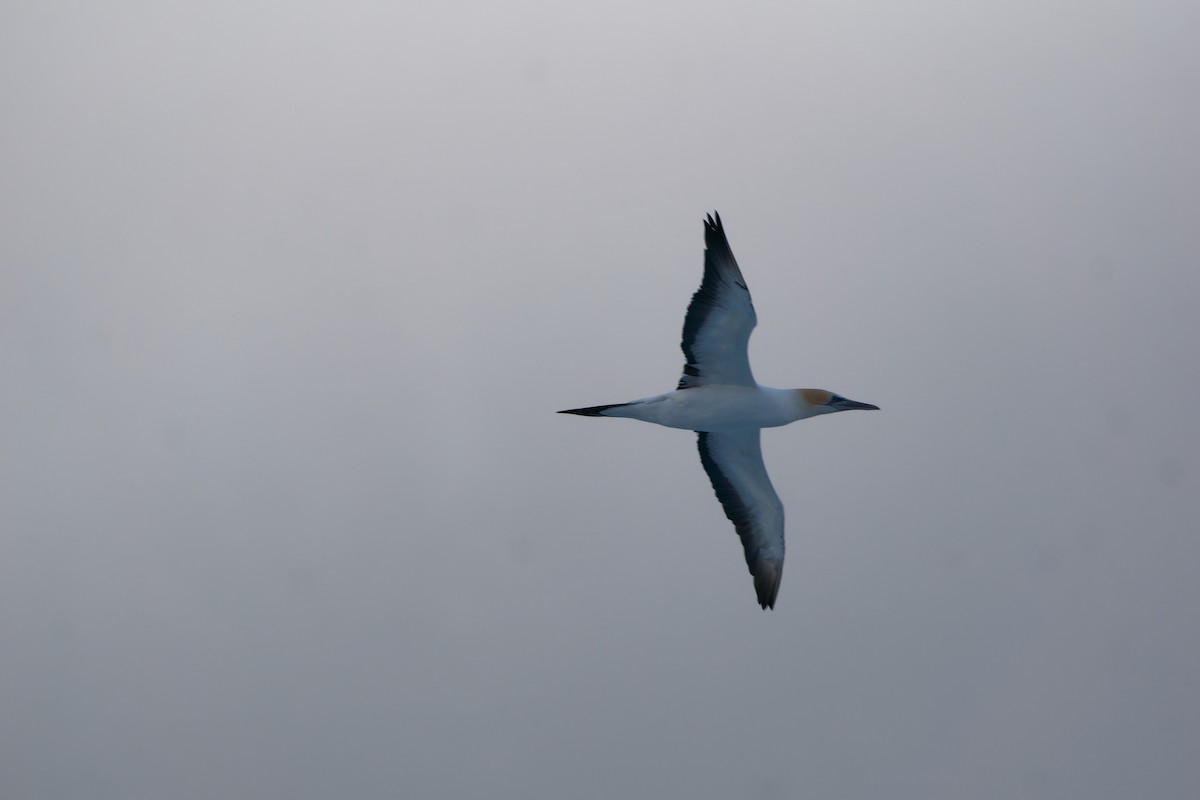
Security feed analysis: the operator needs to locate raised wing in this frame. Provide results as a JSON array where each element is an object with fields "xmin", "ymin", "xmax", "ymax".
[
  {"xmin": 696, "ymin": 429, "xmax": 785, "ymax": 609},
  {"xmin": 678, "ymin": 212, "xmax": 758, "ymax": 389}
]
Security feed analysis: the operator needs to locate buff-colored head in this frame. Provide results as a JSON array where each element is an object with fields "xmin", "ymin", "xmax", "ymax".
[{"xmin": 797, "ymin": 388, "xmax": 880, "ymax": 416}]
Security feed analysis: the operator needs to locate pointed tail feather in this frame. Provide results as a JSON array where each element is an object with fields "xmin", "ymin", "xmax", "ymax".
[{"xmin": 557, "ymin": 403, "xmax": 628, "ymax": 417}]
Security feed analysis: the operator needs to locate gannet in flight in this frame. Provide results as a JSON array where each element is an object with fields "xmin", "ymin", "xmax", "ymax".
[{"xmin": 559, "ymin": 212, "xmax": 878, "ymax": 609}]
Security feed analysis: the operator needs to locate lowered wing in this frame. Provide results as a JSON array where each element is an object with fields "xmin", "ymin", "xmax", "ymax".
[{"xmin": 696, "ymin": 429, "xmax": 785, "ymax": 609}]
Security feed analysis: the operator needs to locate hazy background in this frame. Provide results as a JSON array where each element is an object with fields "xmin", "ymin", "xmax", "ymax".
[{"xmin": 3, "ymin": 2, "xmax": 1198, "ymax": 797}]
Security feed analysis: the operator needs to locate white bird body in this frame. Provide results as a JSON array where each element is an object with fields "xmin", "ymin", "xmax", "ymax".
[
  {"xmin": 560, "ymin": 213, "xmax": 877, "ymax": 609},
  {"xmin": 599, "ymin": 386, "xmax": 825, "ymax": 432}
]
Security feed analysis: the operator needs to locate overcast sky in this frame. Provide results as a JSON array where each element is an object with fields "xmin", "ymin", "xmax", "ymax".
[{"xmin": 3, "ymin": 2, "xmax": 1199, "ymax": 798}]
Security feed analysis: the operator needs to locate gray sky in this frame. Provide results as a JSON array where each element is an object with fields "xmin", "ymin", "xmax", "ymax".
[{"xmin": 3, "ymin": 2, "xmax": 1199, "ymax": 798}]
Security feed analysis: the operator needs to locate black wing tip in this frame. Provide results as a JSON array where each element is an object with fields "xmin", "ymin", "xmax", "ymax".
[
  {"xmin": 754, "ymin": 561, "xmax": 782, "ymax": 609},
  {"xmin": 702, "ymin": 211, "xmax": 735, "ymax": 260}
]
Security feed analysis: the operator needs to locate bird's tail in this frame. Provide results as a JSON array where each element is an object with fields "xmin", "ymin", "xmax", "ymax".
[{"xmin": 557, "ymin": 403, "xmax": 630, "ymax": 417}]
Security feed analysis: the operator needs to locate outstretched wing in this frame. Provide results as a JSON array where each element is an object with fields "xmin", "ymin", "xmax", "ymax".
[
  {"xmin": 696, "ymin": 429, "xmax": 785, "ymax": 609},
  {"xmin": 678, "ymin": 212, "xmax": 758, "ymax": 389}
]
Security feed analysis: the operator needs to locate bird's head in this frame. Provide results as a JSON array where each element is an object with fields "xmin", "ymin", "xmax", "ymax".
[{"xmin": 797, "ymin": 388, "xmax": 880, "ymax": 416}]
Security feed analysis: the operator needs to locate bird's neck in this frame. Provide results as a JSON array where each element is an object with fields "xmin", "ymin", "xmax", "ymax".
[{"xmin": 788, "ymin": 388, "xmax": 832, "ymax": 421}]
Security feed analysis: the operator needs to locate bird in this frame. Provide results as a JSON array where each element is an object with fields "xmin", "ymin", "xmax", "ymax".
[{"xmin": 559, "ymin": 212, "xmax": 878, "ymax": 609}]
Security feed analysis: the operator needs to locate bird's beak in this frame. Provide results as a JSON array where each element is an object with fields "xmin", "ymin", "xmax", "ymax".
[{"xmin": 830, "ymin": 397, "xmax": 879, "ymax": 412}]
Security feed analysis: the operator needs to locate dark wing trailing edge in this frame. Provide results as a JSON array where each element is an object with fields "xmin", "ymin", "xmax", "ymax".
[
  {"xmin": 696, "ymin": 430, "xmax": 785, "ymax": 609},
  {"xmin": 678, "ymin": 212, "xmax": 758, "ymax": 389}
]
